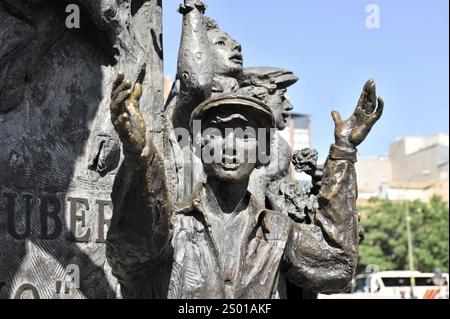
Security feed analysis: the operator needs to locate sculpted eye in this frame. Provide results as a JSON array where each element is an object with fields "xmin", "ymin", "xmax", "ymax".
[
  {"xmin": 206, "ymin": 129, "xmax": 221, "ymax": 139},
  {"xmin": 215, "ymin": 41, "xmax": 226, "ymax": 46},
  {"xmin": 242, "ymin": 128, "xmax": 257, "ymax": 140}
]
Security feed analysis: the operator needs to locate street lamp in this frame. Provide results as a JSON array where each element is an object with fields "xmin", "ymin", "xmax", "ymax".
[{"xmin": 405, "ymin": 169, "xmax": 431, "ymax": 298}]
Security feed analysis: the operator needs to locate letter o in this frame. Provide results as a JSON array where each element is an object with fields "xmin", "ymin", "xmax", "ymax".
[{"xmin": 14, "ymin": 283, "xmax": 40, "ymax": 299}]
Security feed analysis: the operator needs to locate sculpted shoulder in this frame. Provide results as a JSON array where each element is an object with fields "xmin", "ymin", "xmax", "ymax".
[
  {"xmin": 260, "ymin": 209, "xmax": 293, "ymax": 239},
  {"xmin": 266, "ymin": 133, "xmax": 292, "ymax": 180}
]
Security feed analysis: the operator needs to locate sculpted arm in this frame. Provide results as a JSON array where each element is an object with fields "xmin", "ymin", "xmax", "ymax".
[
  {"xmin": 105, "ymin": 73, "xmax": 173, "ymax": 297},
  {"xmin": 177, "ymin": 0, "xmax": 214, "ymax": 98},
  {"xmin": 169, "ymin": 0, "xmax": 215, "ymax": 130},
  {"xmin": 283, "ymin": 80, "xmax": 384, "ymax": 293}
]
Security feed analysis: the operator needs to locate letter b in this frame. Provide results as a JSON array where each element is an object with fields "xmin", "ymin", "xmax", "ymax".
[{"xmin": 39, "ymin": 195, "xmax": 62, "ymax": 240}]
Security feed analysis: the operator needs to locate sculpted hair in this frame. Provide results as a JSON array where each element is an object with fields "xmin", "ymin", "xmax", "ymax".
[
  {"xmin": 236, "ymin": 86, "xmax": 271, "ymax": 104},
  {"xmin": 203, "ymin": 16, "xmax": 219, "ymax": 31}
]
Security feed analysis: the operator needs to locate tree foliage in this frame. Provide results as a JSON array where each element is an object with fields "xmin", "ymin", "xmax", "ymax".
[{"xmin": 357, "ymin": 196, "xmax": 449, "ymax": 274}]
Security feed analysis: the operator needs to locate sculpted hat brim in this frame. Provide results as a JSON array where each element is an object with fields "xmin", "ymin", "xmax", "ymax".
[
  {"xmin": 190, "ymin": 93, "xmax": 275, "ymax": 131},
  {"xmin": 274, "ymin": 73, "xmax": 299, "ymax": 87},
  {"xmin": 240, "ymin": 67, "xmax": 299, "ymax": 88}
]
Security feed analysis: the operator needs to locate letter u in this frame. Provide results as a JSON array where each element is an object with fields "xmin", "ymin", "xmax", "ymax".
[{"xmin": 6, "ymin": 193, "xmax": 32, "ymax": 240}]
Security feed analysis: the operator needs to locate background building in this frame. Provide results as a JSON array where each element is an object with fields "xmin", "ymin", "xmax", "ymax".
[
  {"xmin": 163, "ymin": 76, "xmax": 173, "ymax": 103},
  {"xmin": 356, "ymin": 133, "xmax": 449, "ymax": 203},
  {"xmin": 355, "ymin": 156, "xmax": 392, "ymax": 201},
  {"xmin": 278, "ymin": 113, "xmax": 312, "ymax": 152},
  {"xmin": 278, "ymin": 113, "xmax": 313, "ymax": 182}
]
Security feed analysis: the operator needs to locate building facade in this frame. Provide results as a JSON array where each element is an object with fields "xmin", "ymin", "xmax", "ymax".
[
  {"xmin": 278, "ymin": 113, "xmax": 313, "ymax": 182},
  {"xmin": 356, "ymin": 133, "xmax": 449, "ymax": 203}
]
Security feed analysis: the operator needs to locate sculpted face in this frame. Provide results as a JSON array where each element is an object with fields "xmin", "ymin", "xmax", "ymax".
[
  {"xmin": 201, "ymin": 106, "xmax": 259, "ymax": 183},
  {"xmin": 265, "ymin": 88, "xmax": 293, "ymax": 130},
  {"xmin": 207, "ymin": 30, "xmax": 243, "ymax": 77}
]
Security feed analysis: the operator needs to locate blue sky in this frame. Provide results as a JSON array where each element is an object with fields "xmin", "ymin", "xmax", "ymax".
[{"xmin": 163, "ymin": 0, "xmax": 449, "ymax": 158}]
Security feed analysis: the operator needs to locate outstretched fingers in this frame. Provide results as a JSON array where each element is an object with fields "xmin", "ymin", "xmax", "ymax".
[
  {"xmin": 110, "ymin": 89, "xmax": 132, "ymax": 121},
  {"xmin": 375, "ymin": 96, "xmax": 384, "ymax": 119},
  {"xmin": 368, "ymin": 96, "xmax": 384, "ymax": 126},
  {"xmin": 112, "ymin": 71, "xmax": 125, "ymax": 93},
  {"xmin": 132, "ymin": 83, "xmax": 142, "ymax": 101},
  {"xmin": 127, "ymin": 83, "xmax": 142, "ymax": 110},
  {"xmin": 357, "ymin": 81, "xmax": 369, "ymax": 109},
  {"xmin": 361, "ymin": 79, "xmax": 377, "ymax": 114},
  {"xmin": 368, "ymin": 79, "xmax": 377, "ymax": 111},
  {"xmin": 360, "ymin": 79, "xmax": 377, "ymax": 114},
  {"xmin": 331, "ymin": 111, "xmax": 343, "ymax": 126},
  {"xmin": 125, "ymin": 83, "xmax": 143, "ymax": 115},
  {"xmin": 112, "ymin": 79, "xmax": 132, "ymax": 100}
]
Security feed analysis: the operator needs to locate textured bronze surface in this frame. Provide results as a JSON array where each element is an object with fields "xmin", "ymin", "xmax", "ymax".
[
  {"xmin": 1, "ymin": 0, "xmax": 383, "ymax": 299},
  {"xmin": 0, "ymin": 0, "xmax": 163, "ymax": 299}
]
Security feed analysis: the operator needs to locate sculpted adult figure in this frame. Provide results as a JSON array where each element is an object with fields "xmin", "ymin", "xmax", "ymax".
[
  {"xmin": 238, "ymin": 67, "xmax": 322, "ymax": 225},
  {"xmin": 165, "ymin": 0, "xmax": 243, "ymax": 130},
  {"xmin": 105, "ymin": 72, "xmax": 384, "ymax": 298},
  {"xmin": 238, "ymin": 68, "xmax": 298, "ymax": 207},
  {"xmin": 163, "ymin": 0, "xmax": 244, "ymax": 204}
]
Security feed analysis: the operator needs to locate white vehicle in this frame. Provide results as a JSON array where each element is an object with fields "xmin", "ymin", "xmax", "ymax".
[
  {"xmin": 319, "ymin": 271, "xmax": 449, "ymax": 299},
  {"xmin": 352, "ymin": 271, "xmax": 449, "ymax": 299}
]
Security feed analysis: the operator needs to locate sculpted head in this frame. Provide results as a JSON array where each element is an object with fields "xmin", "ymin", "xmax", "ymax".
[
  {"xmin": 204, "ymin": 17, "xmax": 243, "ymax": 78},
  {"xmin": 191, "ymin": 94, "xmax": 275, "ymax": 183},
  {"xmin": 238, "ymin": 67, "xmax": 299, "ymax": 130}
]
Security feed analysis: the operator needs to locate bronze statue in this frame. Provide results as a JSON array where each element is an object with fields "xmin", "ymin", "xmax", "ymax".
[
  {"xmin": 106, "ymin": 66, "xmax": 383, "ymax": 297},
  {"xmin": 105, "ymin": 0, "xmax": 384, "ymax": 299},
  {"xmin": 0, "ymin": 0, "xmax": 385, "ymax": 299}
]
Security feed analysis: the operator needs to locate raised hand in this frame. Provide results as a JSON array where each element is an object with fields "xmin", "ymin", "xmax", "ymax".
[
  {"xmin": 110, "ymin": 72, "xmax": 147, "ymax": 158},
  {"xmin": 332, "ymin": 79, "xmax": 384, "ymax": 148}
]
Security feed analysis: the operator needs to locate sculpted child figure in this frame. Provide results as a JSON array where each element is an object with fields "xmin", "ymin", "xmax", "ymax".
[{"xmin": 106, "ymin": 71, "xmax": 383, "ymax": 298}]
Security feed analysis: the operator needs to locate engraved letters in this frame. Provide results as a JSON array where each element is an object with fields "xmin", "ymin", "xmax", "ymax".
[{"xmin": 3, "ymin": 190, "xmax": 112, "ymax": 242}]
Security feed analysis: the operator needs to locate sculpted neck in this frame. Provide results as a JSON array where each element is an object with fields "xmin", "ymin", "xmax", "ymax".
[{"xmin": 205, "ymin": 177, "xmax": 249, "ymax": 215}]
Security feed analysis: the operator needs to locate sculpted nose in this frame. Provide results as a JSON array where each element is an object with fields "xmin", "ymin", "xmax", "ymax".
[
  {"xmin": 223, "ymin": 132, "xmax": 237, "ymax": 155},
  {"xmin": 284, "ymin": 99, "xmax": 293, "ymax": 111},
  {"xmin": 233, "ymin": 43, "xmax": 242, "ymax": 53}
]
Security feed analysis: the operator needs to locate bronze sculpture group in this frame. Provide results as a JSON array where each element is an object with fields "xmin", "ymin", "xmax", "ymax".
[{"xmin": 105, "ymin": 0, "xmax": 384, "ymax": 299}]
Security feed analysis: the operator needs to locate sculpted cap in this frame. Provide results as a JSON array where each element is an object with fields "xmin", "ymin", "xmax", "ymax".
[
  {"xmin": 190, "ymin": 93, "xmax": 275, "ymax": 132},
  {"xmin": 239, "ymin": 67, "xmax": 299, "ymax": 92}
]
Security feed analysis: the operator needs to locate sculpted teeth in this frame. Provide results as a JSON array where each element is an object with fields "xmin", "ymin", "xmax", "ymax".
[
  {"xmin": 229, "ymin": 54, "xmax": 243, "ymax": 64},
  {"xmin": 221, "ymin": 157, "xmax": 240, "ymax": 169}
]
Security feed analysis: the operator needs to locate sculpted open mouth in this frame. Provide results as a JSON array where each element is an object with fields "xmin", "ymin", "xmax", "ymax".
[
  {"xmin": 220, "ymin": 163, "xmax": 241, "ymax": 171},
  {"xmin": 220, "ymin": 157, "xmax": 241, "ymax": 170},
  {"xmin": 229, "ymin": 54, "xmax": 243, "ymax": 65},
  {"xmin": 282, "ymin": 113, "xmax": 290, "ymax": 122}
]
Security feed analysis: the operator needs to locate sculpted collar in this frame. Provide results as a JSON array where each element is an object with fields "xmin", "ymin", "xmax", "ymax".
[{"xmin": 174, "ymin": 183, "xmax": 272, "ymax": 234}]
